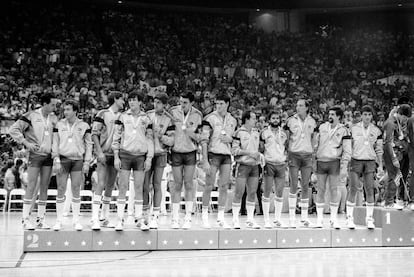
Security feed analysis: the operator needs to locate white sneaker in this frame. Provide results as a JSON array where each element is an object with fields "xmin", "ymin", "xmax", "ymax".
[
  {"xmin": 73, "ymin": 222, "xmax": 83, "ymax": 231},
  {"xmin": 246, "ymin": 220, "xmax": 261, "ymax": 229},
  {"xmin": 182, "ymin": 218, "xmax": 192, "ymax": 230},
  {"xmin": 171, "ymin": 219, "xmax": 180, "ymax": 229},
  {"xmin": 22, "ymin": 218, "xmax": 35, "ymax": 230},
  {"xmin": 314, "ymin": 220, "xmax": 323, "ymax": 229},
  {"xmin": 273, "ymin": 220, "xmax": 288, "ymax": 229},
  {"xmin": 263, "ymin": 220, "xmax": 273, "ymax": 229},
  {"xmin": 126, "ymin": 215, "xmax": 135, "ymax": 225},
  {"xmin": 202, "ymin": 217, "xmax": 211, "ymax": 229},
  {"xmin": 36, "ymin": 217, "xmax": 50, "ymax": 229},
  {"xmin": 346, "ymin": 216, "xmax": 356, "ymax": 229},
  {"xmin": 115, "ymin": 220, "xmax": 124, "ymax": 231},
  {"xmin": 409, "ymin": 203, "xmax": 414, "ymax": 211},
  {"xmin": 289, "ymin": 219, "xmax": 297, "ymax": 229},
  {"xmin": 385, "ymin": 203, "xmax": 404, "ymax": 210},
  {"xmin": 366, "ymin": 217, "xmax": 375, "ymax": 229},
  {"xmin": 62, "ymin": 212, "xmax": 69, "ymax": 217},
  {"xmin": 330, "ymin": 220, "xmax": 341, "ymax": 230},
  {"xmin": 53, "ymin": 221, "xmax": 62, "ymax": 231},
  {"xmin": 233, "ymin": 219, "xmax": 241, "ymax": 229},
  {"xmin": 139, "ymin": 219, "xmax": 149, "ymax": 231},
  {"xmin": 149, "ymin": 217, "xmax": 158, "ymax": 229},
  {"xmin": 100, "ymin": 218, "xmax": 115, "ymax": 228},
  {"xmin": 300, "ymin": 219, "xmax": 312, "ymax": 228},
  {"xmin": 217, "ymin": 220, "xmax": 231, "ymax": 229},
  {"xmin": 91, "ymin": 220, "xmax": 101, "ymax": 230}
]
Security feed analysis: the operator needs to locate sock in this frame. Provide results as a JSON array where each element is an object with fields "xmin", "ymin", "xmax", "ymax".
[
  {"xmin": 366, "ymin": 202, "xmax": 374, "ymax": 218},
  {"xmin": 37, "ymin": 200, "xmax": 47, "ymax": 219},
  {"xmin": 102, "ymin": 196, "xmax": 111, "ymax": 219},
  {"xmin": 262, "ymin": 197, "xmax": 270, "ymax": 222},
  {"xmin": 202, "ymin": 205, "xmax": 209, "ymax": 219},
  {"xmin": 134, "ymin": 200, "xmax": 143, "ymax": 219},
  {"xmin": 185, "ymin": 201, "xmax": 193, "ymax": 219},
  {"xmin": 56, "ymin": 197, "xmax": 65, "ymax": 223},
  {"xmin": 117, "ymin": 199, "xmax": 126, "ymax": 221},
  {"xmin": 274, "ymin": 197, "xmax": 283, "ymax": 222},
  {"xmin": 316, "ymin": 202, "xmax": 324, "ymax": 223},
  {"xmin": 346, "ymin": 201, "xmax": 355, "ymax": 218},
  {"xmin": 92, "ymin": 194, "xmax": 102, "ymax": 221},
  {"xmin": 330, "ymin": 202, "xmax": 339, "ymax": 223},
  {"xmin": 300, "ymin": 198, "xmax": 309, "ymax": 221},
  {"xmin": 288, "ymin": 193, "xmax": 297, "ymax": 221},
  {"xmin": 143, "ymin": 204, "xmax": 150, "ymax": 220},
  {"xmin": 72, "ymin": 198, "xmax": 81, "ymax": 223},
  {"xmin": 217, "ymin": 207, "xmax": 225, "ymax": 222},
  {"xmin": 232, "ymin": 202, "xmax": 241, "ymax": 221},
  {"xmin": 172, "ymin": 203, "xmax": 180, "ymax": 220},
  {"xmin": 153, "ymin": 207, "xmax": 160, "ymax": 218},
  {"xmin": 246, "ymin": 201, "xmax": 255, "ymax": 222},
  {"xmin": 22, "ymin": 198, "xmax": 32, "ymax": 220}
]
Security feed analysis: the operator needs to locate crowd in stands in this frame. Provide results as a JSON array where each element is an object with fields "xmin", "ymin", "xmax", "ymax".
[{"xmin": 1, "ymin": 3, "xmax": 414, "ymax": 197}]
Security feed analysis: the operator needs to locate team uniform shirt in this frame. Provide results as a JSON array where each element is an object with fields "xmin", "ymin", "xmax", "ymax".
[
  {"xmin": 383, "ymin": 118, "xmax": 407, "ymax": 159},
  {"xmin": 286, "ymin": 114, "xmax": 316, "ymax": 154},
  {"xmin": 169, "ymin": 105, "xmax": 203, "ymax": 153},
  {"xmin": 202, "ymin": 111, "xmax": 237, "ymax": 155},
  {"xmin": 316, "ymin": 122, "xmax": 351, "ymax": 162},
  {"xmin": 9, "ymin": 108, "xmax": 58, "ymax": 156},
  {"xmin": 112, "ymin": 110, "xmax": 154, "ymax": 157},
  {"xmin": 91, "ymin": 107, "xmax": 120, "ymax": 155},
  {"xmin": 52, "ymin": 118, "xmax": 93, "ymax": 162},
  {"xmin": 260, "ymin": 126, "xmax": 288, "ymax": 165},
  {"xmin": 147, "ymin": 109, "xmax": 175, "ymax": 156},
  {"xmin": 232, "ymin": 126, "xmax": 260, "ymax": 166},
  {"xmin": 350, "ymin": 122, "xmax": 383, "ymax": 161}
]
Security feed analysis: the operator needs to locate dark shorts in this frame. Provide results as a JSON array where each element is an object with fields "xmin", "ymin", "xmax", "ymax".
[
  {"xmin": 288, "ymin": 152, "xmax": 313, "ymax": 169},
  {"xmin": 171, "ymin": 151, "xmax": 197, "ymax": 167},
  {"xmin": 60, "ymin": 156, "xmax": 83, "ymax": 172},
  {"xmin": 316, "ymin": 160, "xmax": 340, "ymax": 175},
  {"xmin": 28, "ymin": 153, "xmax": 53, "ymax": 168},
  {"xmin": 119, "ymin": 152, "xmax": 146, "ymax": 171},
  {"xmin": 104, "ymin": 155, "xmax": 115, "ymax": 167},
  {"xmin": 236, "ymin": 163, "xmax": 260, "ymax": 178},
  {"xmin": 151, "ymin": 154, "xmax": 167, "ymax": 169},
  {"xmin": 349, "ymin": 159, "xmax": 376, "ymax": 174},
  {"xmin": 264, "ymin": 163, "xmax": 286, "ymax": 178},
  {"xmin": 208, "ymin": 152, "xmax": 232, "ymax": 168}
]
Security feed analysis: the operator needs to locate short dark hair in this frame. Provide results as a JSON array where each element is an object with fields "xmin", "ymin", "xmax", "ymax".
[
  {"xmin": 398, "ymin": 104, "xmax": 412, "ymax": 117},
  {"xmin": 298, "ymin": 98, "xmax": 310, "ymax": 108},
  {"xmin": 127, "ymin": 92, "xmax": 144, "ymax": 102},
  {"xmin": 64, "ymin": 100, "xmax": 79, "ymax": 112},
  {"xmin": 216, "ymin": 93, "xmax": 231, "ymax": 104},
  {"xmin": 40, "ymin": 93, "xmax": 56, "ymax": 105},
  {"xmin": 329, "ymin": 106, "xmax": 344, "ymax": 119},
  {"xmin": 361, "ymin": 105, "xmax": 374, "ymax": 115},
  {"xmin": 267, "ymin": 110, "xmax": 280, "ymax": 120},
  {"xmin": 241, "ymin": 110, "xmax": 254, "ymax": 124},
  {"xmin": 108, "ymin": 91, "xmax": 123, "ymax": 105},
  {"xmin": 397, "ymin": 96, "xmax": 410, "ymax": 105},
  {"xmin": 180, "ymin": 90, "xmax": 195, "ymax": 102}
]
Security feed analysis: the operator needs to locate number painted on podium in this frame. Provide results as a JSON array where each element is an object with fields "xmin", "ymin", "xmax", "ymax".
[
  {"xmin": 27, "ymin": 234, "xmax": 39, "ymax": 248},
  {"xmin": 386, "ymin": 212, "xmax": 391, "ymax": 225}
]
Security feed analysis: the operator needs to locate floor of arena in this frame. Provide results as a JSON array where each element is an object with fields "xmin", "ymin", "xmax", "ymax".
[{"xmin": 1, "ymin": 212, "xmax": 413, "ymax": 277}]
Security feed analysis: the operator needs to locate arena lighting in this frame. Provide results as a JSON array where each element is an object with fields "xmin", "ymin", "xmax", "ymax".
[
  {"xmin": 118, "ymin": 0, "xmax": 123, "ymax": 4},
  {"xmin": 256, "ymin": 8, "xmax": 260, "ymax": 11},
  {"xmin": 398, "ymin": 3, "xmax": 402, "ymax": 6}
]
